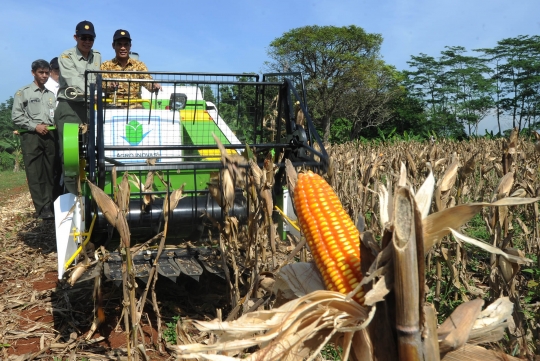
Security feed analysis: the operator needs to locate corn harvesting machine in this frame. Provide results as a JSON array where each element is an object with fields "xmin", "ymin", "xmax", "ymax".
[{"xmin": 53, "ymin": 71, "xmax": 329, "ymax": 286}]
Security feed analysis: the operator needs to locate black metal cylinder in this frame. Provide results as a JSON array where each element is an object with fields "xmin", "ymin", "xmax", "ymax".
[{"xmin": 94, "ymin": 190, "xmax": 247, "ymax": 240}]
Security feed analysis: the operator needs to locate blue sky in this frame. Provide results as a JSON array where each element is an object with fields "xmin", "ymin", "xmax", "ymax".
[{"xmin": 1, "ymin": 0, "xmax": 539, "ymax": 132}]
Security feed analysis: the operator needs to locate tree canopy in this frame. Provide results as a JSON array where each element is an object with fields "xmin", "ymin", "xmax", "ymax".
[
  {"xmin": 0, "ymin": 97, "xmax": 21, "ymax": 170},
  {"xmin": 266, "ymin": 25, "xmax": 401, "ymax": 142},
  {"xmin": 476, "ymin": 35, "xmax": 540, "ymax": 132}
]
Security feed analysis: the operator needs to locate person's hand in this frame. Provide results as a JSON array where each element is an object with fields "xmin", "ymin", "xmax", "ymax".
[
  {"xmin": 153, "ymin": 83, "xmax": 162, "ymax": 92},
  {"xmin": 109, "ymin": 81, "xmax": 119, "ymax": 90},
  {"xmin": 35, "ymin": 124, "xmax": 49, "ymax": 135}
]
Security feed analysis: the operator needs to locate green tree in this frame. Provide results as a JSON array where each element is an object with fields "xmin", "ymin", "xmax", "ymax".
[
  {"xmin": 477, "ymin": 35, "xmax": 540, "ymax": 132},
  {"xmin": 403, "ymin": 53, "xmax": 459, "ymax": 137},
  {"xmin": 379, "ymin": 88, "xmax": 428, "ymax": 137},
  {"xmin": 403, "ymin": 48, "xmax": 492, "ymax": 139},
  {"xmin": 266, "ymin": 25, "xmax": 396, "ymax": 142},
  {"xmin": 200, "ymin": 85, "xmax": 216, "ymax": 104},
  {"xmin": 215, "ymin": 76, "xmax": 259, "ymax": 144},
  {"xmin": 337, "ymin": 61, "xmax": 404, "ymax": 140},
  {"xmin": 0, "ymin": 97, "xmax": 21, "ymax": 171},
  {"xmin": 439, "ymin": 46, "xmax": 495, "ymax": 136}
]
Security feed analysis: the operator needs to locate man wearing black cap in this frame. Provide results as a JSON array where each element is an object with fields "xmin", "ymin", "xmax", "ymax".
[
  {"xmin": 55, "ymin": 20, "xmax": 101, "ymax": 194},
  {"xmin": 101, "ymin": 29, "xmax": 161, "ymax": 105},
  {"xmin": 45, "ymin": 57, "xmax": 60, "ymax": 96}
]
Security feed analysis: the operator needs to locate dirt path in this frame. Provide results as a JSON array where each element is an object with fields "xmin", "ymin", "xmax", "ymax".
[
  {"xmin": 0, "ymin": 192, "xmax": 176, "ymax": 360},
  {"xmin": 0, "ymin": 189, "xmax": 268, "ymax": 360}
]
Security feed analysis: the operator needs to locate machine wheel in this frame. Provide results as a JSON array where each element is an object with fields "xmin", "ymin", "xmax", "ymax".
[{"xmin": 63, "ymin": 123, "xmax": 80, "ymax": 177}]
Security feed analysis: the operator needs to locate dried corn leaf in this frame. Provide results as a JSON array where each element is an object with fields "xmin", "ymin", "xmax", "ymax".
[
  {"xmin": 222, "ymin": 168, "xmax": 235, "ymax": 212},
  {"xmin": 415, "ymin": 168, "xmax": 435, "ymax": 219},
  {"xmin": 423, "ymin": 204, "xmax": 483, "ymax": 253},
  {"xmin": 473, "ymin": 297, "xmax": 513, "ymax": 330},
  {"xmin": 87, "ymin": 180, "xmax": 130, "ymax": 247},
  {"xmin": 498, "ymin": 255, "xmax": 514, "ymax": 282},
  {"xmin": 510, "ymin": 188, "xmax": 527, "ymax": 198},
  {"xmin": 362, "ymin": 273, "xmax": 392, "ymax": 306},
  {"xmin": 162, "ymin": 185, "xmax": 185, "ymax": 222},
  {"xmin": 438, "ymin": 298, "xmax": 484, "ymax": 353},
  {"xmin": 378, "ymin": 184, "xmax": 392, "ymax": 229},
  {"xmin": 492, "ymin": 171, "xmax": 514, "ymax": 201},
  {"xmin": 351, "ymin": 329, "xmax": 374, "ymax": 361},
  {"xmin": 423, "ymin": 197, "xmax": 539, "ymax": 253},
  {"xmin": 171, "ymin": 290, "xmax": 372, "ymax": 361},
  {"xmin": 117, "ymin": 172, "xmax": 130, "ymax": 214},
  {"xmin": 274, "ymin": 263, "xmax": 325, "ymax": 299},
  {"xmin": 449, "ymin": 228, "xmax": 531, "ymax": 264},
  {"xmin": 249, "ymin": 159, "xmax": 264, "ymax": 192},
  {"xmin": 438, "ymin": 158, "xmax": 458, "ymax": 192},
  {"xmin": 442, "ymin": 344, "xmax": 522, "ymax": 361},
  {"xmin": 398, "ymin": 162, "xmax": 407, "ymax": 187},
  {"xmin": 67, "ymin": 257, "xmax": 90, "ymax": 286},
  {"xmin": 285, "ymin": 158, "xmax": 297, "ymax": 201},
  {"xmin": 460, "ymin": 152, "xmax": 477, "ymax": 178}
]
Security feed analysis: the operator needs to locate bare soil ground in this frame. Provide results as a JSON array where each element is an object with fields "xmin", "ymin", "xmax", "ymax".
[{"xmin": 0, "ymin": 189, "xmax": 235, "ymax": 360}]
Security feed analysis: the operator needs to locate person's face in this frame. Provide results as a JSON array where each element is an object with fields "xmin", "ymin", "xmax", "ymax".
[
  {"xmin": 32, "ymin": 68, "xmax": 50, "ymax": 87},
  {"xmin": 74, "ymin": 34, "xmax": 95, "ymax": 54},
  {"xmin": 113, "ymin": 38, "xmax": 131, "ymax": 60},
  {"xmin": 50, "ymin": 68, "xmax": 60, "ymax": 82}
]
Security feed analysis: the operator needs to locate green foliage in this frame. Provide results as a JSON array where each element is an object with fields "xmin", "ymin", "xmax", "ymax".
[
  {"xmin": 0, "ymin": 171, "xmax": 27, "ymax": 194},
  {"xmin": 522, "ymin": 254, "xmax": 540, "ymax": 305},
  {"xmin": 402, "ymin": 48, "xmax": 493, "ymax": 139},
  {"xmin": 215, "ymin": 75, "xmax": 259, "ymax": 144},
  {"xmin": 329, "ymin": 118, "xmax": 353, "ymax": 144},
  {"xmin": 463, "ymin": 213, "xmax": 490, "ymax": 241},
  {"xmin": 0, "ymin": 151, "xmax": 15, "ymax": 171},
  {"xmin": 476, "ymin": 35, "xmax": 540, "ymax": 133},
  {"xmin": 163, "ymin": 315, "xmax": 180, "ymax": 344},
  {"xmin": 266, "ymin": 25, "xmax": 400, "ymax": 142},
  {"xmin": 320, "ymin": 343, "xmax": 343, "ymax": 360},
  {"xmin": 0, "ymin": 97, "xmax": 21, "ymax": 171}
]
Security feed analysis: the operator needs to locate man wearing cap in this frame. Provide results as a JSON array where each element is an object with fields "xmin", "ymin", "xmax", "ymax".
[
  {"xmin": 55, "ymin": 20, "xmax": 101, "ymax": 194},
  {"xmin": 12, "ymin": 59, "xmax": 57, "ymax": 220},
  {"xmin": 45, "ymin": 57, "xmax": 60, "ymax": 96},
  {"xmin": 101, "ymin": 29, "xmax": 161, "ymax": 106},
  {"xmin": 45, "ymin": 57, "xmax": 63, "ymax": 198}
]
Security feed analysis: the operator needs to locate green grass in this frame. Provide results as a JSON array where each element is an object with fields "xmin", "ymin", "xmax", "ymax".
[
  {"xmin": 163, "ymin": 315, "xmax": 181, "ymax": 344},
  {"xmin": 463, "ymin": 213, "xmax": 490, "ymax": 241},
  {"xmin": 0, "ymin": 171, "xmax": 27, "ymax": 193},
  {"xmin": 320, "ymin": 343, "xmax": 343, "ymax": 360}
]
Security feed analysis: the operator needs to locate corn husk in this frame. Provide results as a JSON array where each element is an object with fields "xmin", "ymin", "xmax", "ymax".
[
  {"xmin": 414, "ymin": 168, "xmax": 435, "ymax": 220},
  {"xmin": 423, "ymin": 197, "xmax": 540, "ymax": 253},
  {"xmin": 170, "ymin": 290, "xmax": 373, "ymax": 361},
  {"xmin": 87, "ymin": 180, "xmax": 130, "ymax": 247}
]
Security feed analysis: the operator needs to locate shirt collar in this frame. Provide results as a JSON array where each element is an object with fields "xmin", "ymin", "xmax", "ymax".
[
  {"xmin": 30, "ymin": 81, "xmax": 49, "ymax": 93},
  {"xmin": 75, "ymin": 46, "xmax": 94, "ymax": 61},
  {"xmin": 112, "ymin": 57, "xmax": 134, "ymax": 68}
]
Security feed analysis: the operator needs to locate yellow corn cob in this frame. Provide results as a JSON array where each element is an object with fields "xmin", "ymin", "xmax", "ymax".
[{"xmin": 293, "ymin": 171, "xmax": 364, "ymax": 304}]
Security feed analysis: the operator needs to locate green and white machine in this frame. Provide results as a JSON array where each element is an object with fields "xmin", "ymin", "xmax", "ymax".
[{"xmin": 54, "ymin": 71, "xmax": 328, "ymax": 282}]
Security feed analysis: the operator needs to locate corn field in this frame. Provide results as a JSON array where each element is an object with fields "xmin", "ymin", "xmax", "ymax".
[
  {"xmin": 61, "ymin": 129, "xmax": 540, "ymax": 361},
  {"xmin": 322, "ymin": 131, "xmax": 540, "ymax": 359},
  {"xmin": 166, "ymin": 132, "xmax": 540, "ymax": 360}
]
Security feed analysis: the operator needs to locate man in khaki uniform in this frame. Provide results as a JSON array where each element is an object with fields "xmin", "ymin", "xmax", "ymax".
[
  {"xmin": 55, "ymin": 20, "xmax": 101, "ymax": 194},
  {"xmin": 12, "ymin": 59, "xmax": 57, "ymax": 219},
  {"xmin": 101, "ymin": 29, "xmax": 161, "ymax": 106}
]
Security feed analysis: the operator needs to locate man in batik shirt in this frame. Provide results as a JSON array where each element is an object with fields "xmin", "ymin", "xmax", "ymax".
[{"xmin": 100, "ymin": 29, "xmax": 161, "ymax": 107}]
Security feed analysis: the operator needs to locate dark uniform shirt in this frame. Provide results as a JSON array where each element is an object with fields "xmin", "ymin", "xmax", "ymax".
[
  {"xmin": 57, "ymin": 46, "xmax": 101, "ymax": 102},
  {"xmin": 12, "ymin": 82, "xmax": 56, "ymax": 131}
]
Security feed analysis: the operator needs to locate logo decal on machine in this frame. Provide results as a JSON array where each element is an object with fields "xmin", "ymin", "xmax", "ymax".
[{"xmin": 122, "ymin": 120, "xmax": 152, "ymax": 146}]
